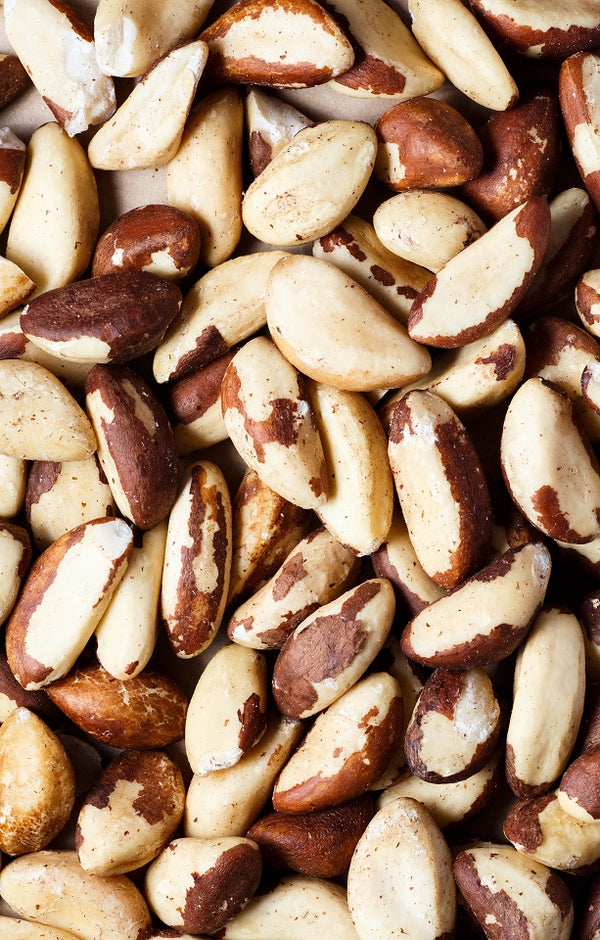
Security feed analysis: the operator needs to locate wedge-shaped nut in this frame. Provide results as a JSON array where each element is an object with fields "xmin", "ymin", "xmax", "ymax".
[
  {"xmin": 0, "ymin": 53, "xmax": 30, "ymax": 108},
  {"xmin": 504, "ymin": 789, "xmax": 600, "ymax": 871},
  {"xmin": 167, "ymin": 351, "xmax": 235, "ymax": 455},
  {"xmin": 145, "ymin": 836, "xmax": 261, "ymax": 934},
  {"xmin": 46, "ymin": 661, "xmax": 187, "ymax": 748},
  {"xmin": 161, "ymin": 459, "xmax": 232, "ymax": 658},
  {"xmin": 0, "ymin": 850, "xmax": 152, "ymax": 939},
  {"xmin": 185, "ymin": 644, "xmax": 268, "ymax": 775},
  {"xmin": 273, "ymin": 579, "xmax": 395, "ymax": 720},
  {"xmin": 401, "ymin": 541, "xmax": 552, "ymax": 668},
  {"xmin": 558, "ymin": 749, "xmax": 600, "ymax": 822},
  {"xmin": 4, "ymin": 0, "xmax": 116, "ymax": 136},
  {"xmin": 153, "ymin": 249, "xmax": 287, "ymax": 383},
  {"xmin": 86, "ymin": 363, "xmax": 179, "ymax": 530},
  {"xmin": 0, "ymin": 521, "xmax": 31, "ymax": 627},
  {"xmin": 273, "ymin": 671, "xmax": 403, "ymax": 813},
  {"xmin": 200, "ymin": 0, "xmax": 354, "ymax": 87},
  {"xmin": 0, "ymin": 127, "xmax": 26, "ymax": 237},
  {"xmin": 94, "ymin": 0, "xmax": 214, "ymax": 77},
  {"xmin": 6, "ymin": 122, "xmax": 99, "ymax": 294},
  {"xmin": 0, "ymin": 453, "xmax": 27, "ymax": 518},
  {"xmin": 454, "ymin": 843, "xmax": 574, "ymax": 940},
  {"xmin": 560, "ymin": 52, "xmax": 600, "ymax": 211},
  {"xmin": 76, "ymin": 749, "xmax": 185, "ymax": 875},
  {"xmin": 347, "ymin": 797, "xmax": 456, "ymax": 940},
  {"xmin": 0, "ymin": 311, "xmax": 94, "ymax": 389},
  {"xmin": 266, "ymin": 254, "xmax": 431, "ymax": 391},
  {"xmin": 242, "ymin": 120, "xmax": 376, "ymax": 246},
  {"xmin": 0, "ymin": 256, "xmax": 34, "ymax": 316},
  {"xmin": 0, "ymin": 360, "xmax": 96, "ymax": 460},
  {"xmin": 501, "ymin": 377, "xmax": 600, "ymax": 543},
  {"xmin": 95, "ymin": 521, "xmax": 167, "ymax": 680},
  {"xmin": 167, "ymin": 88, "xmax": 243, "ymax": 267},
  {"xmin": 470, "ymin": 0, "xmax": 600, "ymax": 59},
  {"xmin": 408, "ymin": 198, "xmax": 551, "ymax": 348},
  {"xmin": 0, "ymin": 649, "xmax": 58, "ymax": 723},
  {"xmin": 88, "ymin": 41, "xmax": 208, "ymax": 171},
  {"xmin": 6, "ymin": 517, "xmax": 132, "ymax": 690},
  {"xmin": 408, "ymin": 0, "xmax": 518, "ymax": 111},
  {"xmin": 371, "ymin": 511, "xmax": 447, "ymax": 615},
  {"xmin": 577, "ymin": 267, "xmax": 600, "ymax": 337},
  {"xmin": 245, "ymin": 88, "xmax": 312, "ymax": 177},
  {"xmin": 0, "ymin": 708, "xmax": 75, "ymax": 855}
]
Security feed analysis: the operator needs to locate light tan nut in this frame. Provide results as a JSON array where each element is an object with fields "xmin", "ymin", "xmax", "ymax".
[
  {"xmin": 85, "ymin": 363, "xmax": 179, "ymax": 530},
  {"xmin": 0, "ymin": 127, "xmax": 26, "ymax": 237},
  {"xmin": 408, "ymin": 0, "xmax": 518, "ymax": 111},
  {"xmin": 153, "ymin": 249, "xmax": 287, "ymax": 384},
  {"xmin": 161, "ymin": 459, "xmax": 232, "ymax": 659},
  {"xmin": 0, "ymin": 310, "xmax": 94, "ymax": 389},
  {"xmin": 0, "ymin": 707, "xmax": 75, "ymax": 855},
  {"xmin": 0, "ymin": 256, "xmax": 34, "ymax": 316},
  {"xmin": 185, "ymin": 643, "xmax": 268, "ymax": 776},
  {"xmin": 371, "ymin": 510, "xmax": 448, "ymax": 615},
  {"xmin": 504, "ymin": 789, "xmax": 600, "ymax": 872},
  {"xmin": 167, "ymin": 88, "xmax": 244, "ymax": 268},
  {"xmin": 6, "ymin": 122, "xmax": 99, "ymax": 294},
  {"xmin": 144, "ymin": 836, "xmax": 261, "ymax": 935},
  {"xmin": 266, "ymin": 254, "xmax": 431, "ymax": 391},
  {"xmin": 0, "ymin": 521, "xmax": 31, "ymax": 627},
  {"xmin": 454, "ymin": 843, "xmax": 574, "ymax": 940},
  {"xmin": 559, "ymin": 52, "xmax": 600, "ymax": 211},
  {"xmin": 310, "ymin": 380, "xmax": 394, "ymax": 555},
  {"xmin": 272, "ymin": 579, "xmax": 395, "ymax": 720},
  {"xmin": 0, "ymin": 53, "xmax": 30, "ymax": 107},
  {"xmin": 0, "ymin": 918, "xmax": 83, "ymax": 939},
  {"xmin": 241, "ymin": 120, "xmax": 377, "ymax": 246},
  {"xmin": 46, "ymin": 661, "xmax": 188, "ymax": 749},
  {"xmin": 401, "ymin": 541, "xmax": 552, "ymax": 668},
  {"xmin": 199, "ymin": 0, "xmax": 354, "ymax": 87},
  {"xmin": 557, "ymin": 749, "xmax": 600, "ymax": 822},
  {"xmin": 0, "ymin": 453, "xmax": 27, "ymax": 517},
  {"xmin": 247, "ymin": 793, "xmax": 374, "ymax": 879},
  {"xmin": 5, "ymin": 516, "xmax": 133, "ymax": 690},
  {"xmin": 184, "ymin": 712, "xmax": 303, "ymax": 839},
  {"xmin": 501, "ymin": 376, "xmax": 600, "ymax": 543},
  {"xmin": 95, "ymin": 521, "xmax": 167, "ymax": 680},
  {"xmin": 273, "ymin": 671, "xmax": 403, "ymax": 812},
  {"xmin": 227, "ymin": 526, "xmax": 359, "ymax": 650},
  {"xmin": 88, "ymin": 40, "xmax": 208, "ymax": 171},
  {"xmin": 408, "ymin": 197, "xmax": 551, "ymax": 348},
  {"xmin": 347, "ymin": 797, "xmax": 457, "ymax": 940},
  {"xmin": 94, "ymin": 0, "xmax": 214, "ymax": 77},
  {"xmin": 245, "ymin": 87, "xmax": 312, "ymax": 177},
  {"xmin": 577, "ymin": 268, "xmax": 600, "ymax": 338},
  {"xmin": 167, "ymin": 350, "xmax": 236, "ymax": 456},
  {"xmin": 470, "ymin": 0, "xmax": 600, "ymax": 59},
  {"xmin": 4, "ymin": 0, "xmax": 116, "ymax": 136},
  {"xmin": 75, "ymin": 748, "xmax": 185, "ymax": 875},
  {"xmin": 0, "ymin": 850, "xmax": 152, "ymax": 939}
]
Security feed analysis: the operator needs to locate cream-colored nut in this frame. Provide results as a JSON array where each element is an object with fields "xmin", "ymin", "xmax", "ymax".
[
  {"xmin": 185, "ymin": 643, "xmax": 268, "ymax": 776},
  {"xmin": 6, "ymin": 122, "xmax": 99, "ymax": 294},
  {"xmin": 347, "ymin": 797, "xmax": 457, "ymax": 940},
  {"xmin": 95, "ymin": 521, "xmax": 167, "ymax": 680},
  {"xmin": 0, "ymin": 310, "xmax": 94, "ymax": 389},
  {"xmin": 371, "ymin": 511, "xmax": 447, "ymax": 615},
  {"xmin": 4, "ymin": 0, "xmax": 116, "ymax": 136},
  {"xmin": 0, "ymin": 256, "xmax": 34, "ymax": 316},
  {"xmin": 577, "ymin": 268, "xmax": 600, "ymax": 338},
  {"xmin": 153, "ymin": 249, "xmax": 288, "ymax": 384},
  {"xmin": 469, "ymin": 0, "xmax": 600, "ymax": 59},
  {"xmin": 161, "ymin": 459, "xmax": 231, "ymax": 658},
  {"xmin": 88, "ymin": 40, "xmax": 208, "ymax": 171},
  {"xmin": 242, "ymin": 120, "xmax": 377, "ymax": 246},
  {"xmin": 0, "ymin": 918, "xmax": 83, "ymax": 939},
  {"xmin": 266, "ymin": 254, "xmax": 431, "ymax": 391},
  {"xmin": 5, "ymin": 517, "xmax": 133, "ymax": 690},
  {"xmin": 167, "ymin": 88, "xmax": 244, "ymax": 268},
  {"xmin": 185, "ymin": 712, "xmax": 303, "ymax": 839},
  {"xmin": 408, "ymin": 0, "xmax": 518, "ymax": 110},
  {"xmin": 0, "ymin": 850, "xmax": 152, "ymax": 939},
  {"xmin": 0, "ymin": 453, "xmax": 27, "ymax": 518},
  {"xmin": 0, "ymin": 522, "xmax": 30, "ymax": 627},
  {"xmin": 167, "ymin": 351, "xmax": 235, "ymax": 456},
  {"xmin": 0, "ymin": 128, "xmax": 26, "ymax": 237},
  {"xmin": 504, "ymin": 789, "xmax": 600, "ymax": 871},
  {"xmin": 559, "ymin": 52, "xmax": 600, "ymax": 211},
  {"xmin": 373, "ymin": 190, "xmax": 486, "ymax": 273},
  {"xmin": 557, "ymin": 749, "xmax": 600, "ymax": 822},
  {"xmin": 0, "ymin": 649, "xmax": 57, "ymax": 724},
  {"xmin": 245, "ymin": 88, "xmax": 312, "ymax": 177}
]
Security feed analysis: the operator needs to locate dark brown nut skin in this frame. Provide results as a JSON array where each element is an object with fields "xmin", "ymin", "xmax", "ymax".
[
  {"xmin": 92, "ymin": 204, "xmax": 201, "ymax": 280},
  {"xmin": 166, "ymin": 349, "xmax": 236, "ymax": 430},
  {"xmin": 469, "ymin": 0, "xmax": 600, "ymax": 60},
  {"xmin": 246, "ymin": 794, "xmax": 374, "ymax": 878},
  {"xmin": 0, "ymin": 649, "xmax": 58, "ymax": 723},
  {"xmin": 576, "ymin": 681, "xmax": 600, "ymax": 754},
  {"xmin": 577, "ymin": 874, "xmax": 600, "ymax": 939},
  {"xmin": 504, "ymin": 790, "xmax": 600, "ymax": 873},
  {"xmin": 0, "ymin": 132, "xmax": 26, "ymax": 197},
  {"xmin": 0, "ymin": 53, "xmax": 30, "ymax": 107},
  {"xmin": 558, "ymin": 749, "xmax": 600, "ymax": 820},
  {"xmin": 559, "ymin": 52, "xmax": 600, "ymax": 212}
]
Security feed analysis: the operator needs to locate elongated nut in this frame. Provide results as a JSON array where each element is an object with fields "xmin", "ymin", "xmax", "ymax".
[
  {"xmin": 560, "ymin": 52, "xmax": 600, "ymax": 211},
  {"xmin": 0, "ymin": 127, "xmax": 26, "ymax": 237},
  {"xmin": 0, "ymin": 453, "xmax": 27, "ymax": 518},
  {"xmin": 0, "ymin": 521, "xmax": 31, "ymax": 626},
  {"xmin": 469, "ymin": 0, "xmax": 600, "ymax": 59},
  {"xmin": 371, "ymin": 511, "xmax": 447, "ymax": 615},
  {"xmin": 504, "ymin": 789, "xmax": 600, "ymax": 872},
  {"xmin": 557, "ymin": 749, "xmax": 600, "ymax": 822},
  {"xmin": 0, "ymin": 917, "xmax": 83, "ymax": 938},
  {"xmin": 245, "ymin": 88, "xmax": 313, "ymax": 176}
]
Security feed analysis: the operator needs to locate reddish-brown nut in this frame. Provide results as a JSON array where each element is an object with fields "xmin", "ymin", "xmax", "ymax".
[
  {"xmin": 504, "ymin": 790, "xmax": 600, "ymax": 872},
  {"xmin": 0, "ymin": 53, "xmax": 30, "ymax": 108},
  {"xmin": 557, "ymin": 748, "xmax": 600, "ymax": 822},
  {"xmin": 469, "ymin": 0, "xmax": 600, "ymax": 60},
  {"xmin": 166, "ymin": 349, "xmax": 236, "ymax": 455},
  {"xmin": 576, "ymin": 268, "xmax": 600, "ymax": 337},
  {"xmin": 559, "ymin": 52, "xmax": 600, "ymax": 212}
]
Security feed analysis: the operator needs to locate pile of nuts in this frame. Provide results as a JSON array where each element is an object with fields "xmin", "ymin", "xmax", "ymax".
[{"xmin": 2, "ymin": 0, "xmax": 600, "ymax": 936}]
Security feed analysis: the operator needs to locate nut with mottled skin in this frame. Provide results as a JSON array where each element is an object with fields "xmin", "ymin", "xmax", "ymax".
[
  {"xmin": 167, "ymin": 350, "xmax": 236, "ymax": 456},
  {"xmin": 504, "ymin": 789, "xmax": 600, "ymax": 872},
  {"xmin": 559, "ymin": 52, "xmax": 600, "ymax": 213},
  {"xmin": 469, "ymin": 0, "xmax": 600, "ymax": 60},
  {"xmin": 577, "ymin": 268, "xmax": 600, "ymax": 338},
  {"xmin": 557, "ymin": 748, "xmax": 600, "ymax": 823}
]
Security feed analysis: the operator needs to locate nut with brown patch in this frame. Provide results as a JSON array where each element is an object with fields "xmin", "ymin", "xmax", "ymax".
[
  {"xmin": 245, "ymin": 87, "xmax": 313, "ymax": 177},
  {"xmin": 0, "ymin": 256, "xmax": 34, "ymax": 318},
  {"xmin": 504, "ymin": 789, "xmax": 600, "ymax": 872},
  {"xmin": 469, "ymin": 0, "xmax": 600, "ymax": 60},
  {"xmin": 0, "ymin": 127, "xmax": 26, "ymax": 237},
  {"xmin": 0, "ymin": 53, "xmax": 30, "ymax": 108},
  {"xmin": 166, "ymin": 350, "xmax": 236, "ymax": 456},
  {"xmin": 559, "ymin": 52, "xmax": 600, "ymax": 212},
  {"xmin": 0, "ymin": 521, "xmax": 31, "ymax": 628},
  {"xmin": 576, "ymin": 268, "xmax": 600, "ymax": 338},
  {"xmin": 371, "ymin": 511, "xmax": 448, "ymax": 616},
  {"xmin": 557, "ymin": 749, "xmax": 600, "ymax": 823}
]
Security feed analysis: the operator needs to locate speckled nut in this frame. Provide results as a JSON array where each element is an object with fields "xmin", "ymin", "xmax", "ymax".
[
  {"xmin": 5, "ymin": 517, "xmax": 133, "ymax": 690},
  {"xmin": 371, "ymin": 511, "xmax": 447, "ymax": 615},
  {"xmin": 0, "ymin": 850, "xmax": 152, "ymax": 939},
  {"xmin": 347, "ymin": 797, "xmax": 457, "ymax": 940},
  {"xmin": 161, "ymin": 459, "xmax": 231, "ymax": 658},
  {"xmin": 560, "ymin": 52, "xmax": 600, "ymax": 212},
  {"xmin": 185, "ymin": 643, "xmax": 268, "ymax": 776},
  {"xmin": 504, "ymin": 789, "xmax": 600, "ymax": 872},
  {"xmin": 401, "ymin": 541, "xmax": 552, "ymax": 668},
  {"xmin": 454, "ymin": 843, "xmax": 574, "ymax": 940},
  {"xmin": 144, "ymin": 836, "xmax": 261, "ymax": 935},
  {"xmin": 469, "ymin": 0, "xmax": 600, "ymax": 59},
  {"xmin": 557, "ymin": 749, "xmax": 600, "ymax": 822},
  {"xmin": 75, "ymin": 749, "xmax": 185, "ymax": 875},
  {"xmin": 0, "ymin": 127, "xmax": 26, "ymax": 237},
  {"xmin": 0, "ymin": 521, "xmax": 31, "ymax": 627},
  {"xmin": 577, "ymin": 268, "xmax": 600, "ymax": 337},
  {"xmin": 245, "ymin": 88, "xmax": 312, "ymax": 177}
]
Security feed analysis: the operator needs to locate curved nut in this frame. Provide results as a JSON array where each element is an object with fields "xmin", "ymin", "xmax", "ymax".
[
  {"xmin": 0, "ymin": 521, "xmax": 31, "ymax": 627},
  {"xmin": 469, "ymin": 0, "xmax": 600, "ymax": 59},
  {"xmin": 558, "ymin": 749, "xmax": 600, "ymax": 823},
  {"xmin": 0, "ymin": 128, "xmax": 26, "ymax": 238},
  {"xmin": 559, "ymin": 52, "xmax": 600, "ymax": 212},
  {"xmin": 371, "ymin": 510, "xmax": 447, "ymax": 615},
  {"xmin": 504, "ymin": 789, "xmax": 600, "ymax": 872}
]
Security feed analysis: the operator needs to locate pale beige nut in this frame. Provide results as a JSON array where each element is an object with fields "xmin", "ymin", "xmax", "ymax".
[
  {"xmin": 241, "ymin": 120, "xmax": 377, "ymax": 246},
  {"xmin": 245, "ymin": 87, "xmax": 312, "ymax": 177},
  {"xmin": 577, "ymin": 268, "xmax": 600, "ymax": 338},
  {"xmin": 559, "ymin": 52, "xmax": 600, "ymax": 212},
  {"xmin": 557, "ymin": 749, "xmax": 600, "ymax": 822},
  {"xmin": 6, "ymin": 122, "xmax": 99, "ymax": 294},
  {"xmin": 185, "ymin": 643, "xmax": 268, "ymax": 776},
  {"xmin": 371, "ymin": 511, "xmax": 447, "ymax": 615},
  {"xmin": 408, "ymin": 0, "xmax": 518, "ymax": 111},
  {"xmin": 0, "ymin": 310, "xmax": 94, "ymax": 389},
  {"xmin": 504, "ymin": 789, "xmax": 600, "ymax": 871},
  {"xmin": 454, "ymin": 843, "xmax": 574, "ymax": 939},
  {"xmin": 167, "ymin": 88, "xmax": 244, "ymax": 268},
  {"xmin": 347, "ymin": 797, "xmax": 456, "ymax": 940},
  {"xmin": 469, "ymin": 0, "xmax": 600, "ymax": 58},
  {"xmin": 4, "ymin": 0, "xmax": 116, "ymax": 136},
  {"xmin": 76, "ymin": 749, "xmax": 185, "ymax": 875},
  {"xmin": 0, "ymin": 256, "xmax": 34, "ymax": 317},
  {"xmin": 167, "ymin": 350, "xmax": 236, "ymax": 456},
  {"xmin": 0, "ymin": 918, "xmax": 83, "ymax": 939},
  {"xmin": 0, "ymin": 850, "xmax": 152, "ymax": 939},
  {"xmin": 88, "ymin": 40, "xmax": 208, "ymax": 171},
  {"xmin": 266, "ymin": 254, "xmax": 431, "ymax": 391},
  {"xmin": 0, "ymin": 453, "xmax": 27, "ymax": 518},
  {"xmin": 0, "ymin": 521, "xmax": 30, "ymax": 627},
  {"xmin": 0, "ymin": 127, "xmax": 26, "ymax": 237},
  {"xmin": 95, "ymin": 520, "xmax": 167, "ymax": 680}
]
